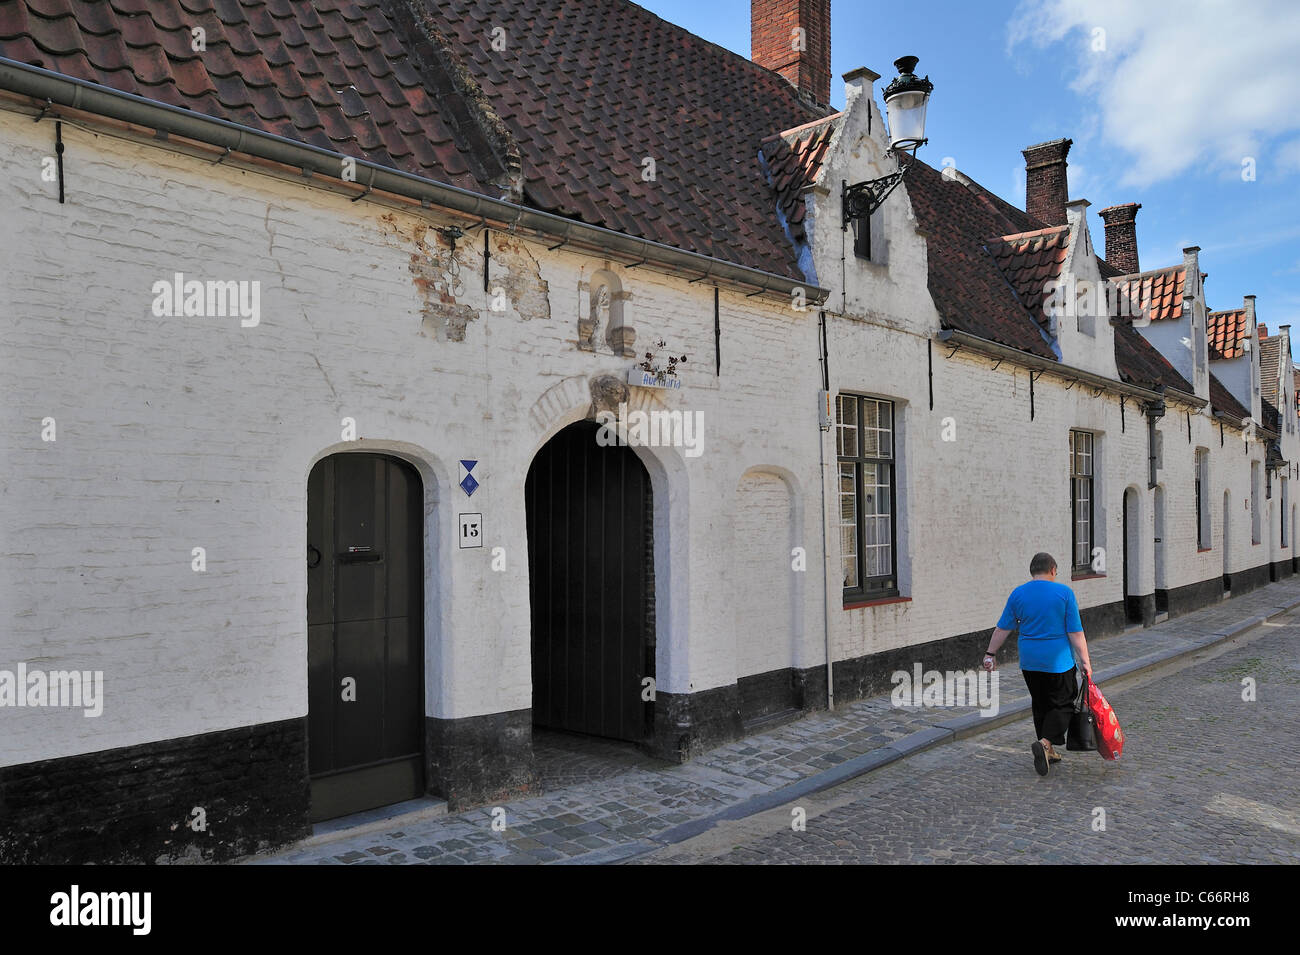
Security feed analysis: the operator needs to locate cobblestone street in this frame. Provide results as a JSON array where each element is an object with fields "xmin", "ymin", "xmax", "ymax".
[
  {"xmin": 246, "ymin": 579, "xmax": 1300, "ymax": 865},
  {"xmin": 633, "ymin": 617, "xmax": 1300, "ymax": 864}
]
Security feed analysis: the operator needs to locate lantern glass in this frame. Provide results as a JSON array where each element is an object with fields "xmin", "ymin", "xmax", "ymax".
[{"xmin": 885, "ymin": 89, "xmax": 929, "ymax": 150}]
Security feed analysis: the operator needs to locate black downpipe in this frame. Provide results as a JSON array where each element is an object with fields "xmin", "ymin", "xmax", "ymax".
[
  {"xmin": 55, "ymin": 120, "xmax": 65, "ymax": 204},
  {"xmin": 714, "ymin": 286, "xmax": 720, "ymax": 377},
  {"xmin": 1029, "ymin": 372, "xmax": 1036, "ymax": 420},
  {"xmin": 927, "ymin": 340, "xmax": 934, "ymax": 410},
  {"xmin": 483, "ymin": 229, "xmax": 490, "ymax": 293},
  {"xmin": 819, "ymin": 309, "xmax": 830, "ymax": 390}
]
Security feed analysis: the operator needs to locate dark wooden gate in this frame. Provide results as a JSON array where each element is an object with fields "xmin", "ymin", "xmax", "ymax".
[
  {"xmin": 526, "ymin": 420, "xmax": 652, "ymax": 742},
  {"xmin": 307, "ymin": 453, "xmax": 424, "ymax": 822}
]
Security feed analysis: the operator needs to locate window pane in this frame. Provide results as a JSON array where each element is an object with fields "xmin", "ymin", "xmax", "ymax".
[
  {"xmin": 861, "ymin": 402, "xmax": 880, "ymax": 456},
  {"xmin": 836, "ymin": 395, "xmax": 857, "ymax": 457},
  {"xmin": 839, "ymin": 463, "xmax": 858, "ymax": 588},
  {"xmin": 842, "ymin": 553, "xmax": 858, "ymax": 588}
]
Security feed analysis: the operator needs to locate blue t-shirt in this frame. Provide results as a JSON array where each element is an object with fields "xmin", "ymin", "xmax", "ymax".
[{"xmin": 996, "ymin": 579, "xmax": 1082, "ymax": 673}]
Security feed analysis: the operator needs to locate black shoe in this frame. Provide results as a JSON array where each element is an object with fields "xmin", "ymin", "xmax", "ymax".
[{"xmin": 1031, "ymin": 741, "xmax": 1049, "ymax": 776}]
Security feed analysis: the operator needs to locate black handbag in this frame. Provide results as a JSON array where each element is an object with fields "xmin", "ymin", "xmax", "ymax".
[{"xmin": 1066, "ymin": 669, "xmax": 1098, "ymax": 752}]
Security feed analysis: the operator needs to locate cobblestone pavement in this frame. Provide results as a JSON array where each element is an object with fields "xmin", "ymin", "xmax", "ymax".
[
  {"xmin": 632, "ymin": 618, "xmax": 1300, "ymax": 864},
  {"xmin": 245, "ymin": 578, "xmax": 1300, "ymax": 865}
]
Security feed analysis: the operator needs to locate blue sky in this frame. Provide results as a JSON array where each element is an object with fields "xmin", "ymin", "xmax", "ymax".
[{"xmin": 636, "ymin": 0, "xmax": 1300, "ymax": 347}]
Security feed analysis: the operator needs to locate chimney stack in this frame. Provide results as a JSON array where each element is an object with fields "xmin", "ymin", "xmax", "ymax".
[
  {"xmin": 752, "ymin": 0, "xmax": 831, "ymax": 106},
  {"xmin": 1023, "ymin": 138, "xmax": 1072, "ymax": 225},
  {"xmin": 1098, "ymin": 203, "xmax": 1141, "ymax": 275}
]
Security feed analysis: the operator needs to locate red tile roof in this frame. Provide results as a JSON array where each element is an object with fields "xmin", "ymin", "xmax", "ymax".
[
  {"xmin": 1111, "ymin": 266, "xmax": 1187, "ymax": 323},
  {"xmin": 431, "ymin": 0, "xmax": 831, "ymax": 278},
  {"xmin": 1207, "ymin": 308, "xmax": 1249, "ymax": 360},
  {"xmin": 0, "ymin": 0, "xmax": 514, "ymax": 194},
  {"xmin": 769, "ymin": 147, "xmax": 1209, "ymax": 398},
  {"xmin": 761, "ymin": 115, "xmax": 839, "ymax": 245},
  {"xmin": 986, "ymin": 225, "xmax": 1070, "ymax": 332},
  {"xmin": 902, "ymin": 157, "xmax": 1057, "ymax": 358},
  {"xmin": 0, "ymin": 0, "xmax": 833, "ymax": 279}
]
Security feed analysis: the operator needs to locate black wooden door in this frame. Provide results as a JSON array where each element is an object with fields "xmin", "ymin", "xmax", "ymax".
[
  {"xmin": 307, "ymin": 453, "xmax": 424, "ymax": 822},
  {"xmin": 527, "ymin": 420, "xmax": 651, "ymax": 742}
]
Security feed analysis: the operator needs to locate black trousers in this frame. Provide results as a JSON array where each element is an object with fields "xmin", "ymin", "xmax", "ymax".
[{"xmin": 1022, "ymin": 669, "xmax": 1078, "ymax": 746}]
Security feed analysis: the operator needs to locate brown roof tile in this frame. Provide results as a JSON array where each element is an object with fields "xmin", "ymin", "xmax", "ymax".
[
  {"xmin": 1207, "ymin": 308, "xmax": 1248, "ymax": 360},
  {"xmin": 760, "ymin": 115, "xmax": 838, "ymax": 244},
  {"xmin": 429, "ymin": 0, "xmax": 830, "ymax": 279},
  {"xmin": 2, "ymin": 0, "xmax": 833, "ymax": 278},
  {"xmin": 986, "ymin": 225, "xmax": 1070, "ymax": 332},
  {"xmin": 1112, "ymin": 265, "xmax": 1187, "ymax": 323},
  {"xmin": 0, "ymin": 0, "xmax": 517, "ymax": 195}
]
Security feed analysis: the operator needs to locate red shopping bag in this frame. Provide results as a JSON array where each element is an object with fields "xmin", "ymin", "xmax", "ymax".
[{"xmin": 1084, "ymin": 672, "xmax": 1124, "ymax": 760}]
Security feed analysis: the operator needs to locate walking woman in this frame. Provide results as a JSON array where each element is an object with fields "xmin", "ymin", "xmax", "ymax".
[{"xmin": 982, "ymin": 552, "xmax": 1093, "ymax": 776}]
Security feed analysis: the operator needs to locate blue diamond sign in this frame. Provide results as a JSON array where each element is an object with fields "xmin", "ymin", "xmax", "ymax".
[{"xmin": 459, "ymin": 459, "xmax": 479, "ymax": 497}]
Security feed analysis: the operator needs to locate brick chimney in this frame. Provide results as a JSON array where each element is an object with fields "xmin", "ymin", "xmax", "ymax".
[
  {"xmin": 1023, "ymin": 138, "xmax": 1072, "ymax": 225},
  {"xmin": 1097, "ymin": 203, "xmax": 1141, "ymax": 275},
  {"xmin": 752, "ymin": 0, "xmax": 831, "ymax": 106}
]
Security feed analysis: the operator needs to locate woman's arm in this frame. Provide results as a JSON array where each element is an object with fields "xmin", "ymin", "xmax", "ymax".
[{"xmin": 1068, "ymin": 630, "xmax": 1092, "ymax": 677}]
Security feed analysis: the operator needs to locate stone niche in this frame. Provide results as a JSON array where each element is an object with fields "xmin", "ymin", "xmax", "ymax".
[{"xmin": 578, "ymin": 268, "xmax": 635, "ymax": 357}]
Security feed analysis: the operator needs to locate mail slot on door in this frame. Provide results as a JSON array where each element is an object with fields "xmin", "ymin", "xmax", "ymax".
[{"xmin": 339, "ymin": 545, "xmax": 383, "ymax": 563}]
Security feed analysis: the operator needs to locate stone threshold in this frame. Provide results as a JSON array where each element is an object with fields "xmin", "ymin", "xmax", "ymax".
[{"xmin": 280, "ymin": 797, "xmax": 449, "ymax": 853}]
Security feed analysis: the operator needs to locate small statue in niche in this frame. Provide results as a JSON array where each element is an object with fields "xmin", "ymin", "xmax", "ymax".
[{"xmin": 578, "ymin": 270, "xmax": 635, "ymax": 355}]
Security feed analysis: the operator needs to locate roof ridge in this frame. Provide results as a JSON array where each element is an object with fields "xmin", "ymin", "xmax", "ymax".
[
  {"xmin": 623, "ymin": 0, "xmax": 835, "ymax": 121},
  {"xmin": 1112, "ymin": 262, "xmax": 1186, "ymax": 281},
  {"xmin": 383, "ymin": 0, "xmax": 523, "ymax": 201},
  {"xmin": 993, "ymin": 224, "xmax": 1069, "ymax": 244},
  {"xmin": 764, "ymin": 111, "xmax": 844, "ymax": 145}
]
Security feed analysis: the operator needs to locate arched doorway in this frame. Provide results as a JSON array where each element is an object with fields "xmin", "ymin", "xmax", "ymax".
[
  {"xmin": 306, "ymin": 453, "xmax": 425, "ymax": 822},
  {"xmin": 526, "ymin": 419, "xmax": 653, "ymax": 742},
  {"xmin": 1123, "ymin": 487, "xmax": 1141, "ymax": 623}
]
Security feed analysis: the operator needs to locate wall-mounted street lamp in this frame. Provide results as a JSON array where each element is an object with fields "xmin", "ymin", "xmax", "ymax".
[{"xmin": 842, "ymin": 56, "xmax": 934, "ymax": 232}]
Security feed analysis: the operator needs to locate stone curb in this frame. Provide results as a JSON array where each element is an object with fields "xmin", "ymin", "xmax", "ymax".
[{"xmin": 572, "ymin": 593, "xmax": 1300, "ymax": 865}]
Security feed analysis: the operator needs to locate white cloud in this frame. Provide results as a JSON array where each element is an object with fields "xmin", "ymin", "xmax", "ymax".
[
  {"xmin": 1278, "ymin": 138, "xmax": 1300, "ymax": 174},
  {"xmin": 1008, "ymin": 0, "xmax": 1300, "ymax": 187}
]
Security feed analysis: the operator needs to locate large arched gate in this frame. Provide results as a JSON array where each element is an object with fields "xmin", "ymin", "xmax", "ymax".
[{"xmin": 526, "ymin": 420, "xmax": 653, "ymax": 743}]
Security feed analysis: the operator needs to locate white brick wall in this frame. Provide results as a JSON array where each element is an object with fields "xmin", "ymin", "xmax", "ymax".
[
  {"xmin": 805, "ymin": 78, "xmax": 1275, "ymax": 668},
  {"xmin": 0, "ymin": 88, "xmax": 1282, "ymax": 769},
  {"xmin": 0, "ymin": 108, "xmax": 826, "ymax": 764}
]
